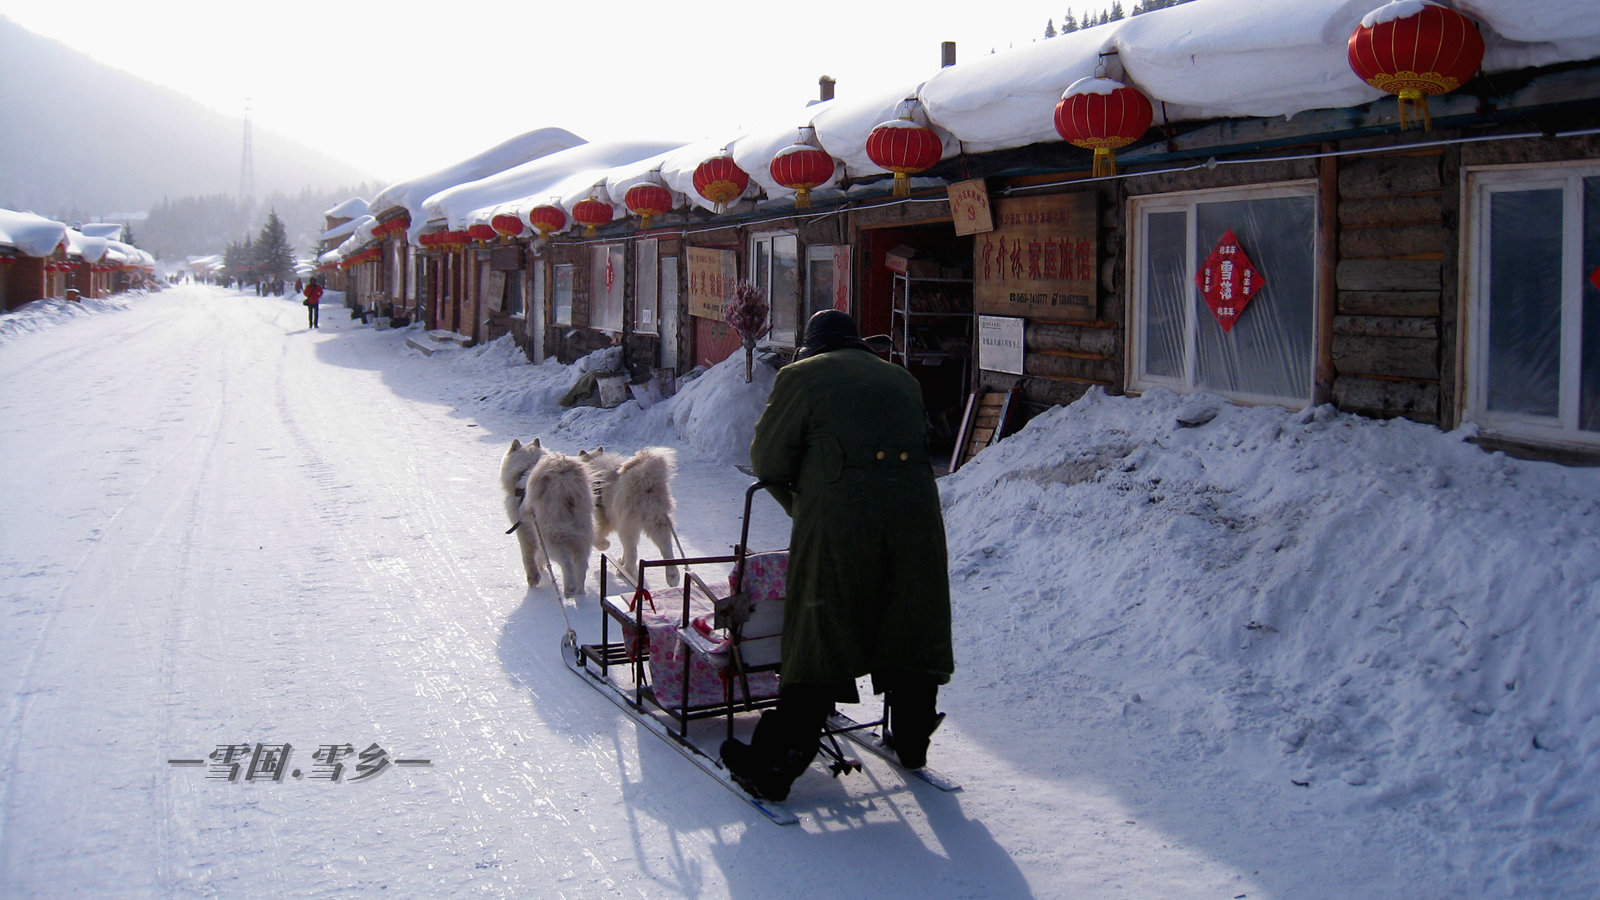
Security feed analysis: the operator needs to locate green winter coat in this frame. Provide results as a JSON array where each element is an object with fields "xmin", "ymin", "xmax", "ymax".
[{"xmin": 749, "ymin": 345, "xmax": 954, "ymax": 687}]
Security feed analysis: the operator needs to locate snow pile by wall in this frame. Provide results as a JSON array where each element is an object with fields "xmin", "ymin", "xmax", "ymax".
[
  {"xmin": 0, "ymin": 292, "xmax": 143, "ymax": 344},
  {"xmin": 940, "ymin": 387, "xmax": 1599, "ymax": 893}
]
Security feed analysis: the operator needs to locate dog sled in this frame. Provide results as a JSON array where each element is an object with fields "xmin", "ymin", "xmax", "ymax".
[{"xmin": 561, "ymin": 481, "xmax": 960, "ymax": 825}]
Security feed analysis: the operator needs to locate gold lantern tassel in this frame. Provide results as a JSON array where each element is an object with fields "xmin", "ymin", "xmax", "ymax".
[
  {"xmin": 585, "ymin": 225, "xmax": 597, "ymax": 238},
  {"xmin": 1093, "ymin": 148, "xmax": 1117, "ymax": 178},
  {"xmin": 893, "ymin": 172, "xmax": 910, "ymax": 197},
  {"xmin": 1397, "ymin": 89, "xmax": 1432, "ymax": 131},
  {"xmin": 796, "ymin": 188, "xmax": 812, "ymax": 210},
  {"xmin": 641, "ymin": 213, "xmax": 653, "ymax": 229}
]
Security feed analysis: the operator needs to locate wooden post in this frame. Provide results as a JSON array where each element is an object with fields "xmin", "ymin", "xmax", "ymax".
[{"xmin": 1315, "ymin": 145, "xmax": 1339, "ymax": 405}]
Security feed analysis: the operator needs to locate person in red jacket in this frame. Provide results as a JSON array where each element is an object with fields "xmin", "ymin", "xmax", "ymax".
[{"xmin": 303, "ymin": 279, "xmax": 323, "ymax": 329}]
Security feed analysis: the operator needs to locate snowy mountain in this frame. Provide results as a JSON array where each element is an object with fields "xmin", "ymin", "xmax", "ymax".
[{"xmin": 0, "ymin": 16, "xmax": 373, "ymax": 219}]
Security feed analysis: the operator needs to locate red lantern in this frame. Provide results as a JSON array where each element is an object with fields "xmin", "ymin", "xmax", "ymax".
[
  {"xmin": 624, "ymin": 183, "xmax": 673, "ymax": 229},
  {"xmin": 572, "ymin": 195, "xmax": 613, "ymax": 237},
  {"xmin": 468, "ymin": 223, "xmax": 497, "ymax": 243},
  {"xmin": 693, "ymin": 155, "xmax": 750, "ymax": 213},
  {"xmin": 1348, "ymin": 1, "xmax": 1484, "ymax": 131},
  {"xmin": 770, "ymin": 144, "xmax": 835, "ymax": 209},
  {"xmin": 1053, "ymin": 77, "xmax": 1153, "ymax": 178},
  {"xmin": 865, "ymin": 118, "xmax": 944, "ymax": 197},
  {"xmin": 528, "ymin": 205, "xmax": 567, "ymax": 239},
  {"xmin": 491, "ymin": 214, "xmax": 526, "ymax": 239}
]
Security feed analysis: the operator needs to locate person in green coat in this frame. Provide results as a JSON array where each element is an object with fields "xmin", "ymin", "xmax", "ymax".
[{"xmin": 720, "ymin": 310, "xmax": 954, "ymax": 801}]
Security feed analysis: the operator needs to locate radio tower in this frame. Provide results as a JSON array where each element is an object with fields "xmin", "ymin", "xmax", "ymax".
[{"xmin": 239, "ymin": 98, "xmax": 256, "ymax": 204}]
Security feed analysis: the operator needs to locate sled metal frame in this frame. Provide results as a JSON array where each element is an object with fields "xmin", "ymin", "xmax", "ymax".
[{"xmin": 569, "ymin": 482, "xmax": 869, "ymax": 780}]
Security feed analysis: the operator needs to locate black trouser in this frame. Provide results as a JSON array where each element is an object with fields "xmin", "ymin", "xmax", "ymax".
[
  {"xmin": 764, "ymin": 670, "xmax": 941, "ymax": 771},
  {"xmin": 307, "ymin": 303, "xmax": 319, "ymax": 328}
]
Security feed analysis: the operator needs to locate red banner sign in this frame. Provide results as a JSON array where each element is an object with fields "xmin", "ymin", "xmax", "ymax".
[{"xmin": 1195, "ymin": 228, "xmax": 1264, "ymax": 333}]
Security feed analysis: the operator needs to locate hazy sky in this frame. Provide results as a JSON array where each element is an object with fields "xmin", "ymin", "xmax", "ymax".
[{"xmin": 0, "ymin": 1, "xmax": 1114, "ymax": 186}]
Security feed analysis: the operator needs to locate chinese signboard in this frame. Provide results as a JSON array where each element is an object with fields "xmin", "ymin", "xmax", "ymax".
[
  {"xmin": 687, "ymin": 246, "xmax": 737, "ymax": 321},
  {"xmin": 975, "ymin": 192, "xmax": 1097, "ymax": 323},
  {"xmin": 1195, "ymin": 228, "xmax": 1264, "ymax": 333},
  {"xmin": 948, "ymin": 179, "xmax": 994, "ymax": 237},
  {"xmin": 978, "ymin": 315, "xmax": 1025, "ymax": 375}
]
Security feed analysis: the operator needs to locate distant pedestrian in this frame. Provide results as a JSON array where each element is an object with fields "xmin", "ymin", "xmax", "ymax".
[{"xmin": 303, "ymin": 279, "xmax": 323, "ymax": 329}]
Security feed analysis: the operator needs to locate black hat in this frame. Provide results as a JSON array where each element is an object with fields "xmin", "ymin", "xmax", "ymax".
[{"xmin": 797, "ymin": 309, "xmax": 871, "ymax": 359}]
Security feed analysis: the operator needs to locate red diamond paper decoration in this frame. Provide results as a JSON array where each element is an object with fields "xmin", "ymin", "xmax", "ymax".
[
  {"xmin": 1589, "ymin": 263, "xmax": 1600, "ymax": 294},
  {"xmin": 1195, "ymin": 228, "xmax": 1265, "ymax": 334}
]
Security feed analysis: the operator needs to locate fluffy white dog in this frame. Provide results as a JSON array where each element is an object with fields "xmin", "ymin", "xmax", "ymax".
[
  {"xmin": 579, "ymin": 446, "xmax": 681, "ymax": 587},
  {"xmin": 501, "ymin": 438, "xmax": 595, "ymax": 596}
]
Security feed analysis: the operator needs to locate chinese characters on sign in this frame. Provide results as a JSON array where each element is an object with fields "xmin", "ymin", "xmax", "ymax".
[
  {"xmin": 948, "ymin": 179, "xmax": 994, "ymax": 237},
  {"xmin": 168, "ymin": 743, "xmax": 431, "ymax": 783},
  {"xmin": 978, "ymin": 315, "xmax": 1025, "ymax": 375},
  {"xmin": 975, "ymin": 192, "xmax": 1097, "ymax": 323},
  {"xmin": 687, "ymin": 246, "xmax": 737, "ymax": 321},
  {"xmin": 1195, "ymin": 228, "xmax": 1265, "ymax": 333}
]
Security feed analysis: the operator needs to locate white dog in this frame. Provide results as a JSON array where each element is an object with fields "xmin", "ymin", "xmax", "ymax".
[
  {"xmin": 500, "ymin": 439, "xmax": 595, "ymax": 596},
  {"xmin": 579, "ymin": 447, "xmax": 681, "ymax": 587}
]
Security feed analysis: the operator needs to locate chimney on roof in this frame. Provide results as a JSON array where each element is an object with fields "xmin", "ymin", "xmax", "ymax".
[
  {"xmin": 819, "ymin": 76, "xmax": 836, "ymax": 102},
  {"xmin": 941, "ymin": 41, "xmax": 956, "ymax": 68}
]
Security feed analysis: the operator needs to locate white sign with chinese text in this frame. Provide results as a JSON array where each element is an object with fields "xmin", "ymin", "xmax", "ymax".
[{"xmin": 978, "ymin": 315, "xmax": 1025, "ymax": 375}]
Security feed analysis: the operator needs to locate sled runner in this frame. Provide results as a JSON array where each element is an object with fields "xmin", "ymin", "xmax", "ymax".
[{"xmin": 562, "ymin": 481, "xmax": 955, "ymax": 825}]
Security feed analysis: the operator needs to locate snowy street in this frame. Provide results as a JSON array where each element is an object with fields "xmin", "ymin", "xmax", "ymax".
[{"xmin": 2, "ymin": 286, "xmax": 1595, "ymax": 899}]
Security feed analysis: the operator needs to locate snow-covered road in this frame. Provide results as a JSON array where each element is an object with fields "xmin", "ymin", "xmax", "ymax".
[
  {"xmin": 0, "ymin": 287, "xmax": 1055, "ymax": 899},
  {"xmin": 9, "ymin": 285, "xmax": 1588, "ymax": 899}
]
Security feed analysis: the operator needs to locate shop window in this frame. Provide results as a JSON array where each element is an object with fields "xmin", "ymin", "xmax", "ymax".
[
  {"xmin": 1130, "ymin": 183, "xmax": 1319, "ymax": 407},
  {"xmin": 635, "ymin": 239, "xmax": 659, "ymax": 334},
  {"xmin": 590, "ymin": 244, "xmax": 625, "ymax": 333},
  {"xmin": 750, "ymin": 231, "xmax": 799, "ymax": 346},
  {"xmin": 1465, "ymin": 163, "xmax": 1600, "ymax": 446},
  {"xmin": 805, "ymin": 245, "xmax": 851, "ymax": 322},
  {"xmin": 553, "ymin": 263, "xmax": 574, "ymax": 326}
]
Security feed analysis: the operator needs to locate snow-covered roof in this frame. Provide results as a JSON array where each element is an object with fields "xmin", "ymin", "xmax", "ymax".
[
  {"xmin": 323, "ymin": 197, "xmax": 369, "ymax": 220},
  {"xmin": 65, "ymin": 230, "xmax": 110, "ymax": 264},
  {"xmin": 367, "ymin": 127, "xmax": 587, "ymax": 225},
  {"xmin": 318, "ymin": 216, "xmax": 364, "ymax": 243},
  {"xmin": 426, "ymin": 140, "xmax": 685, "ymax": 238},
  {"xmin": 78, "ymin": 223, "xmax": 123, "ymax": 241},
  {"xmin": 0, "ymin": 208, "xmax": 69, "ymax": 257}
]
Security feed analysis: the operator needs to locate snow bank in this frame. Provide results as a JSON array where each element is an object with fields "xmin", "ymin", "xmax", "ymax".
[
  {"xmin": 322, "ymin": 196, "xmax": 369, "ymax": 219},
  {"xmin": 940, "ymin": 387, "xmax": 1600, "ymax": 892},
  {"xmin": 0, "ymin": 291, "xmax": 143, "ymax": 344},
  {"xmin": 0, "ymin": 208, "xmax": 69, "ymax": 258}
]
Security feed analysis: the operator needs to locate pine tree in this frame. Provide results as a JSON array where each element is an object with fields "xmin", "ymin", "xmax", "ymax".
[
  {"xmin": 1062, "ymin": 10, "xmax": 1079, "ymax": 32},
  {"xmin": 1045, "ymin": 18, "xmax": 1057, "ymax": 38},
  {"xmin": 254, "ymin": 210, "xmax": 295, "ymax": 280},
  {"xmin": 1110, "ymin": 2, "xmax": 1125, "ymax": 21}
]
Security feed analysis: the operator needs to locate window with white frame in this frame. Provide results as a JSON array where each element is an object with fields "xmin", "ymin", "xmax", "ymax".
[
  {"xmin": 553, "ymin": 263, "xmax": 574, "ymax": 326},
  {"xmin": 1465, "ymin": 162, "xmax": 1600, "ymax": 446},
  {"xmin": 750, "ymin": 231, "xmax": 799, "ymax": 346},
  {"xmin": 634, "ymin": 238, "xmax": 659, "ymax": 334},
  {"xmin": 1130, "ymin": 183, "xmax": 1320, "ymax": 407},
  {"xmin": 590, "ymin": 244, "xmax": 625, "ymax": 333}
]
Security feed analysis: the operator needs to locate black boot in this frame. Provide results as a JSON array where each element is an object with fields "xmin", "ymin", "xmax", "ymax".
[
  {"xmin": 884, "ymin": 686, "xmax": 943, "ymax": 769},
  {"xmin": 720, "ymin": 712, "xmax": 809, "ymax": 801}
]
